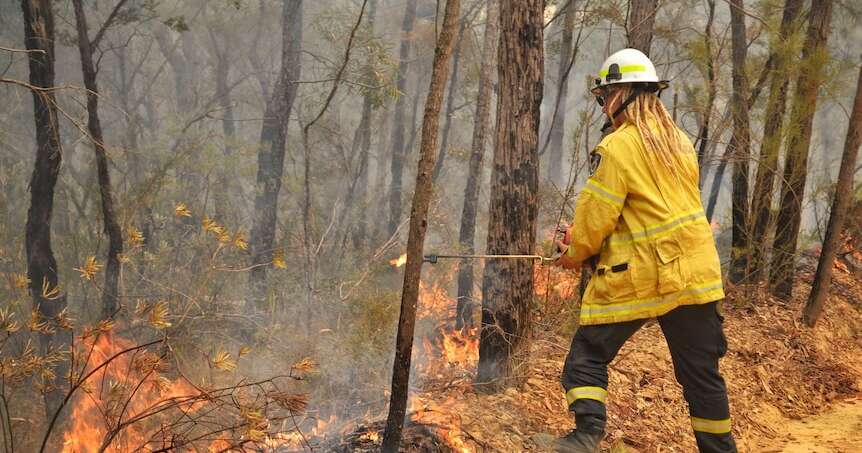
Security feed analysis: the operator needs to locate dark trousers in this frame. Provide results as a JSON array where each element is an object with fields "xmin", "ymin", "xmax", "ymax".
[{"xmin": 561, "ymin": 301, "xmax": 737, "ymax": 453}]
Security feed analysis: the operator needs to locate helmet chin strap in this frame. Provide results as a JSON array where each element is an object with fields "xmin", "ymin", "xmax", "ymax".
[{"xmin": 601, "ymin": 88, "xmax": 643, "ymax": 134}]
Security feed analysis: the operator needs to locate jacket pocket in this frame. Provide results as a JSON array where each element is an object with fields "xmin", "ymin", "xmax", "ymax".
[
  {"xmin": 592, "ymin": 262, "xmax": 636, "ymax": 303},
  {"xmin": 654, "ymin": 236, "xmax": 687, "ymax": 295}
]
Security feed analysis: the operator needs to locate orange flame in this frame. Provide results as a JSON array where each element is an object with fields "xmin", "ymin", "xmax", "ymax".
[
  {"xmin": 390, "ymin": 253, "xmax": 407, "ymax": 267},
  {"xmin": 62, "ymin": 333, "xmax": 199, "ymax": 452}
]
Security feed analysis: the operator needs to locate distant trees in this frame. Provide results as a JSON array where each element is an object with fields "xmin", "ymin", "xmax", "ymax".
[
  {"xmin": 386, "ymin": 0, "xmax": 418, "ymax": 237},
  {"xmin": 477, "ymin": 0, "xmax": 543, "ymax": 388},
  {"xmin": 71, "ymin": 0, "xmax": 127, "ymax": 319},
  {"xmin": 727, "ymin": 0, "xmax": 752, "ymax": 284},
  {"xmin": 456, "ymin": 0, "xmax": 499, "ymax": 330},
  {"xmin": 770, "ymin": 0, "xmax": 834, "ymax": 300},
  {"xmin": 248, "ymin": 0, "xmax": 303, "ymax": 311}
]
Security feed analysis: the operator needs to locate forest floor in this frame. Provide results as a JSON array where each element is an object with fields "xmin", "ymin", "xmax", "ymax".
[{"xmin": 395, "ymin": 264, "xmax": 862, "ymax": 453}]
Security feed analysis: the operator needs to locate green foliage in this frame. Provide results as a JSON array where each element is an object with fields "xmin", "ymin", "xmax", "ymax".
[{"xmin": 163, "ymin": 15, "xmax": 190, "ymax": 32}]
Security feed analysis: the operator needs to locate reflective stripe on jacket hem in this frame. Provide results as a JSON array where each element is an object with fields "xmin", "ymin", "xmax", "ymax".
[
  {"xmin": 579, "ymin": 280, "xmax": 724, "ymax": 325},
  {"xmin": 565, "ymin": 386, "xmax": 608, "ymax": 405},
  {"xmin": 691, "ymin": 417, "xmax": 732, "ymax": 434}
]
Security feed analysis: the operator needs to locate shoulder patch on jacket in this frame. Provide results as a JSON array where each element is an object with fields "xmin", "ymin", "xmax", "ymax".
[{"xmin": 589, "ymin": 151, "xmax": 603, "ymax": 176}]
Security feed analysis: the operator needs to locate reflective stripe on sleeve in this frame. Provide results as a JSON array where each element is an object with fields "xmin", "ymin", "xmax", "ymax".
[
  {"xmin": 691, "ymin": 417, "xmax": 732, "ymax": 434},
  {"xmin": 583, "ymin": 179, "xmax": 625, "ymax": 208},
  {"xmin": 565, "ymin": 386, "xmax": 608, "ymax": 405}
]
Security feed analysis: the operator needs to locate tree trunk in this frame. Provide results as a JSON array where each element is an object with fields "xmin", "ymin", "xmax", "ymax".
[
  {"xmin": 432, "ymin": 17, "xmax": 467, "ymax": 181},
  {"xmin": 626, "ymin": 0, "xmax": 658, "ymax": 55},
  {"xmin": 386, "ymin": 0, "xmax": 419, "ymax": 237},
  {"xmin": 695, "ymin": 0, "xmax": 716, "ymax": 178},
  {"xmin": 476, "ymin": 0, "xmax": 543, "ymax": 389},
  {"xmin": 248, "ymin": 0, "xmax": 303, "ymax": 310},
  {"xmin": 71, "ymin": 0, "xmax": 126, "ymax": 319},
  {"xmin": 803, "ymin": 59, "xmax": 862, "ymax": 326},
  {"xmin": 21, "ymin": 0, "xmax": 72, "ymax": 423},
  {"xmin": 546, "ymin": 0, "xmax": 575, "ymax": 186},
  {"xmin": 455, "ymin": 0, "xmax": 499, "ymax": 330},
  {"xmin": 380, "ymin": 0, "xmax": 461, "ymax": 450},
  {"xmin": 727, "ymin": 0, "xmax": 751, "ymax": 283},
  {"xmin": 769, "ymin": 0, "xmax": 833, "ymax": 300},
  {"xmin": 208, "ymin": 25, "xmax": 238, "ymax": 223},
  {"xmin": 748, "ymin": 0, "xmax": 804, "ymax": 279}
]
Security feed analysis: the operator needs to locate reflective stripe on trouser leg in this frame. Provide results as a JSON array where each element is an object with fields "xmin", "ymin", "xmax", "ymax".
[
  {"xmin": 561, "ymin": 319, "xmax": 644, "ymax": 434},
  {"xmin": 658, "ymin": 302, "xmax": 737, "ymax": 453}
]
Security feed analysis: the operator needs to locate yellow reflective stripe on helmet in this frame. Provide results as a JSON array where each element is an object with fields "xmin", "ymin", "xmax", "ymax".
[
  {"xmin": 609, "ymin": 209, "xmax": 706, "ymax": 246},
  {"xmin": 599, "ymin": 64, "xmax": 647, "ymax": 78},
  {"xmin": 583, "ymin": 179, "xmax": 625, "ymax": 208},
  {"xmin": 565, "ymin": 386, "xmax": 608, "ymax": 405},
  {"xmin": 580, "ymin": 280, "xmax": 724, "ymax": 321},
  {"xmin": 691, "ymin": 417, "xmax": 732, "ymax": 434}
]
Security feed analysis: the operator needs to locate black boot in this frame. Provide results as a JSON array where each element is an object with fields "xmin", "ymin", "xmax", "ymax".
[{"xmin": 533, "ymin": 428, "xmax": 602, "ymax": 453}]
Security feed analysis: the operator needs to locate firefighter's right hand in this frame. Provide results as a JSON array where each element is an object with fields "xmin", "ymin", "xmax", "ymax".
[{"xmin": 553, "ymin": 241, "xmax": 580, "ymax": 270}]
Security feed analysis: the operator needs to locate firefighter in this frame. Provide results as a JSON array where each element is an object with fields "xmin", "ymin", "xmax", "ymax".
[{"xmin": 535, "ymin": 48, "xmax": 737, "ymax": 453}]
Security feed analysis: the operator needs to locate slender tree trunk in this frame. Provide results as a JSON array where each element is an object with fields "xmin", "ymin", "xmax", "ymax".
[
  {"xmin": 381, "ymin": 0, "xmax": 461, "ymax": 450},
  {"xmin": 248, "ymin": 0, "xmax": 303, "ymax": 310},
  {"xmin": 455, "ymin": 0, "xmax": 499, "ymax": 330},
  {"xmin": 727, "ymin": 0, "xmax": 751, "ymax": 283},
  {"xmin": 546, "ymin": 0, "xmax": 575, "ymax": 186},
  {"xmin": 71, "ymin": 0, "xmax": 125, "ymax": 319},
  {"xmin": 432, "ymin": 18, "xmax": 467, "ymax": 181},
  {"xmin": 804, "ymin": 60, "xmax": 862, "ymax": 326},
  {"xmin": 386, "ymin": 0, "xmax": 419, "ymax": 236},
  {"xmin": 748, "ymin": 0, "xmax": 804, "ymax": 279},
  {"xmin": 21, "ymin": 0, "xmax": 72, "ymax": 423},
  {"xmin": 209, "ymin": 27, "xmax": 237, "ymax": 223},
  {"xmin": 626, "ymin": 0, "xmax": 658, "ymax": 55},
  {"xmin": 476, "ymin": 0, "xmax": 543, "ymax": 389},
  {"xmin": 769, "ymin": 0, "xmax": 833, "ymax": 300},
  {"xmin": 696, "ymin": 0, "xmax": 716, "ymax": 177}
]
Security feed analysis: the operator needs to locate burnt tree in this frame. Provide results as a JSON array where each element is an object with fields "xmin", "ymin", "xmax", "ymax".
[
  {"xmin": 803, "ymin": 60, "xmax": 862, "ymax": 325},
  {"xmin": 748, "ymin": 0, "xmax": 804, "ymax": 279},
  {"xmin": 248, "ymin": 0, "xmax": 303, "ymax": 310},
  {"xmin": 71, "ymin": 0, "xmax": 127, "ymax": 319},
  {"xmin": 455, "ymin": 0, "xmax": 499, "ymax": 329},
  {"xmin": 546, "ymin": 0, "xmax": 575, "ymax": 185},
  {"xmin": 381, "ymin": 0, "xmax": 462, "ymax": 450},
  {"xmin": 770, "ymin": 0, "xmax": 834, "ymax": 300},
  {"xmin": 386, "ymin": 0, "xmax": 418, "ymax": 236},
  {"xmin": 476, "ymin": 0, "xmax": 543, "ymax": 388},
  {"xmin": 727, "ymin": 0, "xmax": 752, "ymax": 283},
  {"xmin": 21, "ymin": 0, "xmax": 72, "ymax": 421}
]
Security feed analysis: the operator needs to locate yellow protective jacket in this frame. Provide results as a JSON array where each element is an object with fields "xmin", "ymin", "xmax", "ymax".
[{"xmin": 567, "ymin": 121, "xmax": 724, "ymax": 325}]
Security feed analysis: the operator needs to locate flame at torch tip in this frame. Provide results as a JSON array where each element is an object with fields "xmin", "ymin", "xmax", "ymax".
[{"xmin": 390, "ymin": 253, "xmax": 407, "ymax": 267}]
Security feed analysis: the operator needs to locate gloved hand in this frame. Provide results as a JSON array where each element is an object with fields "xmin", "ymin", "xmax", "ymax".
[{"xmin": 552, "ymin": 226, "xmax": 579, "ymax": 270}]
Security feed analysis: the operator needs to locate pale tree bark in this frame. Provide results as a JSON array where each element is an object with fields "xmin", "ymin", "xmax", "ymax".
[
  {"xmin": 21, "ymin": 0, "xmax": 72, "ymax": 423},
  {"xmin": 71, "ymin": 0, "xmax": 127, "ymax": 319},
  {"xmin": 546, "ymin": 0, "xmax": 575, "ymax": 186},
  {"xmin": 803, "ymin": 60, "xmax": 862, "ymax": 326},
  {"xmin": 248, "ymin": 0, "xmax": 303, "ymax": 311},
  {"xmin": 386, "ymin": 0, "xmax": 419, "ymax": 236},
  {"xmin": 455, "ymin": 0, "xmax": 499, "ymax": 330},
  {"xmin": 769, "ymin": 0, "xmax": 834, "ymax": 300},
  {"xmin": 627, "ymin": 0, "xmax": 658, "ymax": 55},
  {"xmin": 476, "ymin": 0, "xmax": 543, "ymax": 389},
  {"xmin": 381, "ymin": 0, "xmax": 461, "ymax": 449},
  {"xmin": 748, "ymin": 0, "xmax": 804, "ymax": 279},
  {"xmin": 728, "ymin": 0, "xmax": 751, "ymax": 283}
]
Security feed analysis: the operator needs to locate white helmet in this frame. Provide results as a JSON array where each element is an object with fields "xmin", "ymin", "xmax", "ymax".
[{"xmin": 591, "ymin": 48, "xmax": 668, "ymax": 94}]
